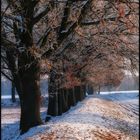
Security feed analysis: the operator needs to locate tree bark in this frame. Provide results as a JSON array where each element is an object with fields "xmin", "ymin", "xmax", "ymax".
[
  {"xmin": 18, "ymin": 54, "xmax": 42, "ymax": 134},
  {"xmin": 19, "ymin": 75, "xmax": 42, "ymax": 134},
  {"xmin": 11, "ymin": 82, "xmax": 16, "ymax": 102},
  {"xmin": 68, "ymin": 87, "xmax": 76, "ymax": 107},
  {"xmin": 81, "ymin": 85, "xmax": 86, "ymax": 99},
  {"xmin": 61, "ymin": 88, "xmax": 69, "ymax": 113},
  {"xmin": 82, "ymin": 85, "xmax": 86, "ymax": 98},
  {"xmin": 4, "ymin": 5, "xmax": 43, "ymax": 134},
  {"xmin": 58, "ymin": 89, "xmax": 62, "ymax": 115},
  {"xmin": 98, "ymin": 85, "xmax": 100, "ymax": 94},
  {"xmin": 87, "ymin": 84, "xmax": 93, "ymax": 95},
  {"xmin": 74, "ymin": 86, "xmax": 82, "ymax": 102},
  {"xmin": 47, "ymin": 69, "xmax": 59, "ymax": 116},
  {"xmin": 63, "ymin": 88, "xmax": 70, "ymax": 111}
]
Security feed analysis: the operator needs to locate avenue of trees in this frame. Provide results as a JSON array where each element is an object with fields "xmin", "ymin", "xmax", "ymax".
[{"xmin": 1, "ymin": 0, "xmax": 139, "ymax": 134}]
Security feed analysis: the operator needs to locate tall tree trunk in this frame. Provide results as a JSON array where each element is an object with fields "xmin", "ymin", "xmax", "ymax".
[
  {"xmin": 74, "ymin": 86, "xmax": 82, "ymax": 102},
  {"xmin": 63, "ymin": 88, "xmax": 70, "ymax": 111},
  {"xmin": 58, "ymin": 89, "xmax": 63, "ymax": 115},
  {"xmin": 11, "ymin": 82, "xmax": 16, "ymax": 102},
  {"xmin": 87, "ymin": 84, "xmax": 93, "ymax": 95},
  {"xmin": 98, "ymin": 85, "xmax": 100, "ymax": 94},
  {"xmin": 47, "ymin": 69, "xmax": 59, "ymax": 116},
  {"xmin": 81, "ymin": 85, "xmax": 86, "ymax": 99},
  {"xmin": 5, "ymin": 9, "xmax": 43, "ymax": 133},
  {"xmin": 68, "ymin": 87, "xmax": 76, "ymax": 107},
  {"xmin": 18, "ymin": 53, "xmax": 42, "ymax": 134},
  {"xmin": 61, "ymin": 88, "xmax": 69, "ymax": 113},
  {"xmin": 82, "ymin": 85, "xmax": 86, "ymax": 98},
  {"xmin": 19, "ymin": 75, "xmax": 42, "ymax": 134}
]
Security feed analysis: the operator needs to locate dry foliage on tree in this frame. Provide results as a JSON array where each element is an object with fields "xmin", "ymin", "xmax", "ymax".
[{"xmin": 1, "ymin": 0, "xmax": 139, "ymax": 133}]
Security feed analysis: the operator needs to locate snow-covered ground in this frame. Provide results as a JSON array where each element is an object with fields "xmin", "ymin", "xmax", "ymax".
[{"xmin": 1, "ymin": 91, "xmax": 139, "ymax": 140}]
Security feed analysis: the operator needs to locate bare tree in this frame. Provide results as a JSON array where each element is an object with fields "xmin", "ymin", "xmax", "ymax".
[{"xmin": 1, "ymin": 0, "xmax": 55, "ymax": 133}]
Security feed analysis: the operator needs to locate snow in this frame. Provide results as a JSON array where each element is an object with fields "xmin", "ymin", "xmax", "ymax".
[
  {"xmin": 1, "ymin": 98, "xmax": 20, "ymax": 107},
  {"xmin": 1, "ymin": 107, "xmax": 47, "ymax": 140},
  {"xmin": 1, "ymin": 95, "xmax": 19, "ymax": 99},
  {"xmin": 1, "ymin": 91, "xmax": 139, "ymax": 140},
  {"xmin": 100, "ymin": 90, "xmax": 138, "ymax": 94}
]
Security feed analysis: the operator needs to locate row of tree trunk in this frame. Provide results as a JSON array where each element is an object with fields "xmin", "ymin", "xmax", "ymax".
[{"xmin": 47, "ymin": 85, "xmax": 86, "ymax": 117}]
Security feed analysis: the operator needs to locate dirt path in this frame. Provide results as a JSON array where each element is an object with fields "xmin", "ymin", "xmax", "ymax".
[{"xmin": 23, "ymin": 92, "xmax": 139, "ymax": 140}]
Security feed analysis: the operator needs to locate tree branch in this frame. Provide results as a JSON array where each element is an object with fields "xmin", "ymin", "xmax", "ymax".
[
  {"xmin": 37, "ymin": 27, "xmax": 52, "ymax": 48},
  {"xmin": 81, "ymin": 10, "xmax": 131, "ymax": 26},
  {"xmin": 57, "ymin": 0, "xmax": 92, "ymax": 45},
  {"xmin": 1, "ymin": 71, "xmax": 13, "ymax": 82},
  {"xmin": 41, "ymin": 0, "xmax": 92, "ymax": 58},
  {"xmin": 32, "ymin": 2, "xmax": 54, "ymax": 24}
]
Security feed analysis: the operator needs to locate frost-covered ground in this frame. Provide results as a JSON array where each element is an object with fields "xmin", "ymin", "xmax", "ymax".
[{"xmin": 1, "ymin": 91, "xmax": 139, "ymax": 140}]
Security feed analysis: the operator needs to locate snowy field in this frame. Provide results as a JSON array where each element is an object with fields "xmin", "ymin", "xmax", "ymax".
[{"xmin": 1, "ymin": 91, "xmax": 139, "ymax": 140}]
